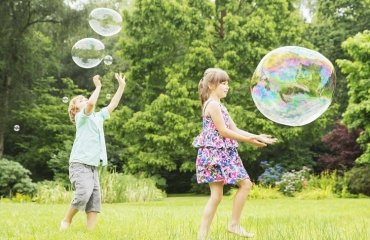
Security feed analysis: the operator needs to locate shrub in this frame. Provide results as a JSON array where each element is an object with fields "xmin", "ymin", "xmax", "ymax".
[
  {"xmin": 276, "ymin": 167, "xmax": 311, "ymax": 196},
  {"xmin": 0, "ymin": 158, "xmax": 36, "ymax": 197},
  {"xmin": 345, "ymin": 164, "xmax": 370, "ymax": 196},
  {"xmin": 33, "ymin": 181, "xmax": 72, "ymax": 204},
  {"xmin": 249, "ymin": 185, "xmax": 284, "ymax": 199},
  {"xmin": 318, "ymin": 123, "xmax": 362, "ymax": 170},
  {"xmin": 307, "ymin": 171, "xmax": 338, "ymax": 192},
  {"xmin": 34, "ymin": 170, "xmax": 167, "ymax": 204},
  {"xmin": 295, "ymin": 188, "xmax": 335, "ymax": 200},
  {"xmin": 258, "ymin": 161, "xmax": 285, "ymax": 186},
  {"xmin": 99, "ymin": 169, "xmax": 166, "ymax": 203}
]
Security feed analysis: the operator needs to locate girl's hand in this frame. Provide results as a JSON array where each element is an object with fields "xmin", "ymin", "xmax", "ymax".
[
  {"xmin": 258, "ymin": 134, "xmax": 278, "ymax": 145},
  {"xmin": 93, "ymin": 75, "xmax": 102, "ymax": 88},
  {"xmin": 249, "ymin": 138, "xmax": 267, "ymax": 148},
  {"xmin": 115, "ymin": 73, "xmax": 126, "ymax": 87}
]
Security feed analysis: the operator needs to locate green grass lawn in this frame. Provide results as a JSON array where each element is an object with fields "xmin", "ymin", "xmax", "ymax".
[{"xmin": 0, "ymin": 195, "xmax": 369, "ymax": 240}]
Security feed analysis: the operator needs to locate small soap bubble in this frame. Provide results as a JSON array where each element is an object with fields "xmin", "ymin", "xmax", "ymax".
[
  {"xmin": 14, "ymin": 125, "xmax": 20, "ymax": 132},
  {"xmin": 104, "ymin": 55, "xmax": 113, "ymax": 65}
]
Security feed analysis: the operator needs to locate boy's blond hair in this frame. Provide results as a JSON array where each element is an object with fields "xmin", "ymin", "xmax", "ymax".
[{"xmin": 68, "ymin": 95, "xmax": 85, "ymax": 124}]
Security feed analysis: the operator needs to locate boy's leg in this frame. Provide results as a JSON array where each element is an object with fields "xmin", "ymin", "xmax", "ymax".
[
  {"xmin": 61, "ymin": 163, "xmax": 94, "ymax": 230},
  {"xmin": 198, "ymin": 181, "xmax": 224, "ymax": 240},
  {"xmin": 86, "ymin": 212, "xmax": 98, "ymax": 231},
  {"xmin": 85, "ymin": 166, "xmax": 101, "ymax": 230},
  {"xmin": 60, "ymin": 207, "xmax": 78, "ymax": 230}
]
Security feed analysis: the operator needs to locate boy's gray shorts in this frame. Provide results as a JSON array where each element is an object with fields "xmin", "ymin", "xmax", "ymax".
[{"xmin": 69, "ymin": 162, "xmax": 101, "ymax": 213}]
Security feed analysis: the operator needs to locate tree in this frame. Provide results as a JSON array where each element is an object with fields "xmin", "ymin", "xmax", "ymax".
[
  {"xmin": 318, "ymin": 123, "xmax": 362, "ymax": 170},
  {"xmin": 0, "ymin": 0, "xmax": 84, "ymax": 157},
  {"xmin": 6, "ymin": 77, "xmax": 87, "ymax": 180},
  {"xmin": 114, "ymin": 0, "xmax": 335, "ymax": 190},
  {"xmin": 307, "ymin": 0, "xmax": 370, "ymax": 114},
  {"xmin": 337, "ymin": 30, "xmax": 370, "ymax": 164}
]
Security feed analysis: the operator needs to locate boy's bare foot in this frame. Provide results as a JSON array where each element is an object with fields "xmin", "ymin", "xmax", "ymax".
[
  {"xmin": 60, "ymin": 220, "xmax": 70, "ymax": 231},
  {"xmin": 197, "ymin": 230, "xmax": 208, "ymax": 240}
]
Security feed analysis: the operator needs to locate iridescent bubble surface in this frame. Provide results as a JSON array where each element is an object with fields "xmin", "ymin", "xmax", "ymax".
[
  {"xmin": 62, "ymin": 96, "xmax": 69, "ymax": 103},
  {"xmin": 89, "ymin": 8, "xmax": 122, "ymax": 37},
  {"xmin": 251, "ymin": 46, "xmax": 335, "ymax": 126},
  {"xmin": 71, "ymin": 38, "xmax": 105, "ymax": 68},
  {"xmin": 103, "ymin": 55, "xmax": 113, "ymax": 65}
]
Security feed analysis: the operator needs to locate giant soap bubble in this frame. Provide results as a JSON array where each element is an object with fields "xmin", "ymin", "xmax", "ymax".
[
  {"xmin": 89, "ymin": 8, "xmax": 122, "ymax": 37},
  {"xmin": 251, "ymin": 46, "xmax": 335, "ymax": 126},
  {"xmin": 71, "ymin": 38, "xmax": 105, "ymax": 68}
]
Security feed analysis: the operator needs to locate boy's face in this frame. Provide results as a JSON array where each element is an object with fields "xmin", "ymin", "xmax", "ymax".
[{"xmin": 76, "ymin": 97, "xmax": 88, "ymax": 110}]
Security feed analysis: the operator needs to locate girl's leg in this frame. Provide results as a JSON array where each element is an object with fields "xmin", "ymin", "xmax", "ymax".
[
  {"xmin": 198, "ymin": 182, "xmax": 224, "ymax": 240},
  {"xmin": 228, "ymin": 179, "xmax": 253, "ymax": 237}
]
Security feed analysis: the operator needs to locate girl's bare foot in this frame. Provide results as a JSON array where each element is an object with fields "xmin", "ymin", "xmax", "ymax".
[{"xmin": 227, "ymin": 224, "xmax": 254, "ymax": 238}]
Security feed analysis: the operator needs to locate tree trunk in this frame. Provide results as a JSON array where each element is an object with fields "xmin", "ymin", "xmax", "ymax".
[
  {"xmin": 219, "ymin": 9, "xmax": 226, "ymax": 39},
  {"xmin": 0, "ymin": 75, "xmax": 11, "ymax": 158}
]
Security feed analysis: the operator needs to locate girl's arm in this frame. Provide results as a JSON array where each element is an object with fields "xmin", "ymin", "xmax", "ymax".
[
  {"xmin": 85, "ymin": 75, "xmax": 102, "ymax": 115},
  {"xmin": 207, "ymin": 102, "xmax": 266, "ymax": 147},
  {"xmin": 229, "ymin": 116, "xmax": 278, "ymax": 145},
  {"xmin": 107, "ymin": 73, "xmax": 126, "ymax": 114}
]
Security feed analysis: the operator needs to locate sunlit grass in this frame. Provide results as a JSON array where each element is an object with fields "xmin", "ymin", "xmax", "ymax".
[{"xmin": 0, "ymin": 195, "xmax": 369, "ymax": 240}]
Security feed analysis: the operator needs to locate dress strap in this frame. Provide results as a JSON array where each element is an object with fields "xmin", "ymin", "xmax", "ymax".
[{"xmin": 202, "ymin": 99, "xmax": 221, "ymax": 116}]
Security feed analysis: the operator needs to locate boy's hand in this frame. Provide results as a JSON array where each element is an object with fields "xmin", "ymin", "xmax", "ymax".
[
  {"xmin": 115, "ymin": 73, "xmax": 126, "ymax": 88},
  {"xmin": 93, "ymin": 75, "xmax": 102, "ymax": 88}
]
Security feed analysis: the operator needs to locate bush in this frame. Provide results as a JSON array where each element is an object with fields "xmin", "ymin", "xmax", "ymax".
[
  {"xmin": 257, "ymin": 161, "xmax": 285, "ymax": 186},
  {"xmin": 33, "ymin": 181, "xmax": 72, "ymax": 204},
  {"xmin": 276, "ymin": 167, "xmax": 311, "ymax": 196},
  {"xmin": 0, "ymin": 158, "xmax": 36, "ymax": 197},
  {"xmin": 294, "ymin": 172, "xmax": 338, "ymax": 199},
  {"xmin": 346, "ymin": 164, "xmax": 370, "ymax": 196},
  {"xmin": 34, "ymin": 170, "xmax": 167, "ymax": 204},
  {"xmin": 295, "ymin": 188, "xmax": 335, "ymax": 200},
  {"xmin": 99, "ymin": 169, "xmax": 166, "ymax": 203},
  {"xmin": 248, "ymin": 185, "xmax": 284, "ymax": 199}
]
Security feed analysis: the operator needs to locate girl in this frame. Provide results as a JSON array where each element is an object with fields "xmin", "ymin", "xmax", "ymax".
[
  {"xmin": 60, "ymin": 73, "xmax": 126, "ymax": 231},
  {"xmin": 193, "ymin": 68, "xmax": 277, "ymax": 239}
]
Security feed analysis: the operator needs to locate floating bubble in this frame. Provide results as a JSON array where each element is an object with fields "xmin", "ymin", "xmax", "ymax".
[
  {"xmin": 251, "ymin": 46, "xmax": 335, "ymax": 126},
  {"xmin": 104, "ymin": 55, "xmax": 113, "ymax": 65},
  {"xmin": 89, "ymin": 8, "xmax": 122, "ymax": 37},
  {"xmin": 71, "ymin": 38, "xmax": 105, "ymax": 68},
  {"xmin": 14, "ymin": 125, "xmax": 20, "ymax": 132},
  {"xmin": 62, "ymin": 96, "xmax": 69, "ymax": 103},
  {"xmin": 106, "ymin": 94, "xmax": 111, "ymax": 99}
]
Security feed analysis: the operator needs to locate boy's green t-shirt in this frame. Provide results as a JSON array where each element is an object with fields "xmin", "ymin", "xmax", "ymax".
[{"xmin": 69, "ymin": 107, "xmax": 110, "ymax": 166}]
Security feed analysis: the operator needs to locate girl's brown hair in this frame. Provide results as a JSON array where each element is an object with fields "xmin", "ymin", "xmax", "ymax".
[
  {"xmin": 198, "ymin": 68, "xmax": 230, "ymax": 107},
  {"xmin": 68, "ymin": 95, "xmax": 85, "ymax": 124}
]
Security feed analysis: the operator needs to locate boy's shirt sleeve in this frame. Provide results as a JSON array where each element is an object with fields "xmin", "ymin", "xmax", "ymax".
[
  {"xmin": 75, "ymin": 108, "xmax": 91, "ymax": 126},
  {"xmin": 99, "ymin": 107, "xmax": 110, "ymax": 121}
]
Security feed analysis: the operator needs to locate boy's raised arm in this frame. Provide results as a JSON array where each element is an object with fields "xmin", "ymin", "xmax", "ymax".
[
  {"xmin": 85, "ymin": 75, "xmax": 102, "ymax": 115},
  {"xmin": 107, "ymin": 73, "xmax": 126, "ymax": 114}
]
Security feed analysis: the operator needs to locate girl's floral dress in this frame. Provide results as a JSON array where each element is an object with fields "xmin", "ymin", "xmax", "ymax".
[{"xmin": 193, "ymin": 101, "xmax": 250, "ymax": 185}]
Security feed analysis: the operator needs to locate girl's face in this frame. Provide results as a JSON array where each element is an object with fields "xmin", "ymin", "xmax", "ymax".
[
  {"xmin": 76, "ymin": 97, "xmax": 88, "ymax": 110},
  {"xmin": 211, "ymin": 81, "xmax": 229, "ymax": 99}
]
